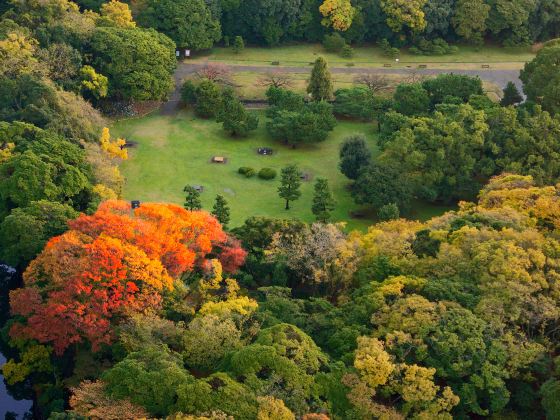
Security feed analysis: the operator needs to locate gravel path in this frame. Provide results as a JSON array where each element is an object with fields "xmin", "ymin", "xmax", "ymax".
[{"xmin": 161, "ymin": 62, "xmax": 522, "ymax": 114}]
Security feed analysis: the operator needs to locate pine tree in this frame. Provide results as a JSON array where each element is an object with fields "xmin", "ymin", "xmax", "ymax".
[
  {"xmin": 211, "ymin": 194, "xmax": 230, "ymax": 228},
  {"xmin": 216, "ymin": 88, "xmax": 258, "ymax": 137},
  {"xmin": 307, "ymin": 57, "xmax": 333, "ymax": 101},
  {"xmin": 183, "ymin": 185, "xmax": 202, "ymax": 210},
  {"xmin": 311, "ymin": 177, "xmax": 336, "ymax": 222},
  {"xmin": 500, "ymin": 81, "xmax": 523, "ymax": 106},
  {"xmin": 278, "ymin": 164, "xmax": 302, "ymax": 210},
  {"xmin": 232, "ymin": 36, "xmax": 244, "ymax": 54}
]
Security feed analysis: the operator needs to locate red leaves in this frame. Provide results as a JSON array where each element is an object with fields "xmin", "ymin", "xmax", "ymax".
[{"xmin": 9, "ymin": 200, "xmax": 246, "ymax": 355}]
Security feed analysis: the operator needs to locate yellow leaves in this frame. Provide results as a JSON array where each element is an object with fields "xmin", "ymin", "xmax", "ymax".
[
  {"xmin": 99, "ymin": 127, "xmax": 128, "ymax": 160},
  {"xmin": 354, "ymin": 336, "xmax": 395, "ymax": 388},
  {"xmin": 257, "ymin": 396, "xmax": 295, "ymax": 420},
  {"xmin": 2, "ymin": 344, "xmax": 52, "ymax": 385},
  {"xmin": 381, "ymin": 0, "xmax": 427, "ymax": 33},
  {"xmin": 199, "ymin": 295, "xmax": 258, "ymax": 318},
  {"xmin": 398, "ymin": 364, "xmax": 438, "ymax": 403},
  {"xmin": 93, "ymin": 183, "xmax": 118, "ymax": 201},
  {"xmin": 319, "ymin": 0, "xmax": 356, "ymax": 32},
  {"xmin": 100, "ymin": 0, "xmax": 136, "ymax": 28},
  {"xmin": 0, "ymin": 32, "xmax": 41, "ymax": 77},
  {"xmin": 0, "ymin": 142, "xmax": 14, "ymax": 162}
]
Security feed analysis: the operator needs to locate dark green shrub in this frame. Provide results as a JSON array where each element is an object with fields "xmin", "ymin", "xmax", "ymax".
[
  {"xmin": 258, "ymin": 168, "xmax": 277, "ymax": 180},
  {"xmin": 238, "ymin": 167, "xmax": 256, "ymax": 177},
  {"xmin": 323, "ymin": 33, "xmax": 346, "ymax": 53},
  {"xmin": 341, "ymin": 44, "xmax": 354, "ymax": 58}
]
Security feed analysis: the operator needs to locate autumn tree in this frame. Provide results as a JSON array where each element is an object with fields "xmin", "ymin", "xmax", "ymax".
[
  {"xmin": 99, "ymin": 0, "xmax": 135, "ymax": 28},
  {"xmin": 278, "ymin": 164, "xmax": 302, "ymax": 210},
  {"xmin": 381, "ymin": 0, "xmax": 427, "ymax": 33},
  {"xmin": 307, "ymin": 57, "xmax": 333, "ymax": 101},
  {"xmin": 319, "ymin": 0, "xmax": 356, "ymax": 31}
]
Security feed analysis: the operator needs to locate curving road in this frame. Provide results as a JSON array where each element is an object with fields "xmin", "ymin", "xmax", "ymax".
[{"xmin": 161, "ymin": 62, "xmax": 523, "ymax": 114}]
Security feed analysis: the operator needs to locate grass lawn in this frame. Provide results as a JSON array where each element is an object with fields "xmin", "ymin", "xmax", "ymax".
[
  {"xmin": 112, "ymin": 110, "xmax": 455, "ymax": 232},
  {"xmin": 191, "ymin": 43, "xmax": 535, "ymax": 70}
]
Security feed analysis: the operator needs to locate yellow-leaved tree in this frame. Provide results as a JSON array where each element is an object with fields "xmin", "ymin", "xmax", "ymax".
[
  {"xmin": 99, "ymin": 127, "xmax": 128, "ymax": 160},
  {"xmin": 319, "ymin": 0, "xmax": 356, "ymax": 32}
]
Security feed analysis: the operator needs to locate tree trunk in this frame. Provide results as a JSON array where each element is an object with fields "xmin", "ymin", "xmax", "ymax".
[{"xmin": 285, "ymin": 200, "xmax": 290, "ymax": 210}]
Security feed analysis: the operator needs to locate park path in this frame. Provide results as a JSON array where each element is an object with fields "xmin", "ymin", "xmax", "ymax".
[{"xmin": 161, "ymin": 61, "xmax": 523, "ymax": 114}]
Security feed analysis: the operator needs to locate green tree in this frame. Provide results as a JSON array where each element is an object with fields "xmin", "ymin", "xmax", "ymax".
[
  {"xmin": 338, "ymin": 134, "xmax": 371, "ymax": 180},
  {"xmin": 278, "ymin": 164, "xmax": 302, "ymax": 210},
  {"xmin": 211, "ymin": 194, "xmax": 231, "ymax": 228},
  {"xmin": 452, "ymin": 0, "xmax": 490, "ymax": 44},
  {"xmin": 520, "ymin": 44, "xmax": 560, "ymax": 115},
  {"xmin": 500, "ymin": 81, "xmax": 523, "ymax": 106},
  {"xmin": 216, "ymin": 88, "xmax": 258, "ymax": 136},
  {"xmin": 421, "ymin": 73, "xmax": 484, "ymax": 106},
  {"xmin": 79, "ymin": 65, "xmax": 108, "ymax": 100},
  {"xmin": 311, "ymin": 178, "xmax": 336, "ymax": 222},
  {"xmin": 232, "ymin": 35, "xmax": 244, "ymax": 53},
  {"xmin": 307, "ymin": 57, "xmax": 333, "ymax": 101},
  {"xmin": 193, "ymin": 79, "xmax": 223, "ymax": 118},
  {"xmin": 184, "ymin": 185, "xmax": 202, "ymax": 210},
  {"xmin": 90, "ymin": 27, "xmax": 176, "ymax": 100},
  {"xmin": 377, "ymin": 202, "xmax": 399, "ymax": 220},
  {"xmin": 0, "ymin": 200, "xmax": 78, "ymax": 268},
  {"xmin": 393, "ymin": 83, "xmax": 430, "ymax": 116},
  {"xmin": 380, "ymin": 0, "xmax": 427, "ymax": 33},
  {"xmin": 137, "ymin": 0, "xmax": 221, "ymax": 50},
  {"xmin": 333, "ymin": 87, "xmax": 376, "ymax": 121}
]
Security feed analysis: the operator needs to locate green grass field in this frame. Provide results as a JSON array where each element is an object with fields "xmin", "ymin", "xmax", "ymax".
[
  {"xmin": 112, "ymin": 110, "xmax": 454, "ymax": 231},
  {"xmin": 191, "ymin": 43, "xmax": 535, "ymax": 70}
]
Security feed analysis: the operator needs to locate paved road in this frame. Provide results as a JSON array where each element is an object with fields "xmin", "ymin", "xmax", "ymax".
[{"xmin": 161, "ymin": 62, "xmax": 523, "ymax": 114}]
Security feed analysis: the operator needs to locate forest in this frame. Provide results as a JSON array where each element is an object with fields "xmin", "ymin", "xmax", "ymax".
[{"xmin": 1, "ymin": 0, "xmax": 560, "ymax": 419}]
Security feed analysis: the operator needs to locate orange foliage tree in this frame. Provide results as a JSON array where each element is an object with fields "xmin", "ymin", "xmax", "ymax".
[{"xmin": 9, "ymin": 201, "xmax": 246, "ymax": 355}]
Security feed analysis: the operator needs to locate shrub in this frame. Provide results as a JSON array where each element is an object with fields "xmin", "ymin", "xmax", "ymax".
[
  {"xmin": 341, "ymin": 44, "xmax": 354, "ymax": 58},
  {"xmin": 232, "ymin": 36, "xmax": 244, "ymax": 54},
  {"xmin": 238, "ymin": 167, "xmax": 256, "ymax": 177},
  {"xmin": 410, "ymin": 38, "xmax": 459, "ymax": 56},
  {"xmin": 378, "ymin": 203, "xmax": 400, "ymax": 221},
  {"xmin": 323, "ymin": 33, "xmax": 346, "ymax": 53},
  {"xmin": 258, "ymin": 168, "xmax": 277, "ymax": 180},
  {"xmin": 378, "ymin": 39, "xmax": 399, "ymax": 58}
]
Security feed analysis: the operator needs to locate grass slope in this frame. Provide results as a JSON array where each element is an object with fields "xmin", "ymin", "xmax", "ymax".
[{"xmin": 112, "ymin": 110, "xmax": 454, "ymax": 231}]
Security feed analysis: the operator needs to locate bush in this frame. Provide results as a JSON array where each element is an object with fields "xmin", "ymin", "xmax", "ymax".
[
  {"xmin": 233, "ymin": 36, "xmax": 244, "ymax": 54},
  {"xmin": 378, "ymin": 203, "xmax": 400, "ymax": 221},
  {"xmin": 341, "ymin": 44, "xmax": 354, "ymax": 58},
  {"xmin": 379, "ymin": 39, "xmax": 399, "ymax": 58},
  {"xmin": 238, "ymin": 167, "xmax": 256, "ymax": 177},
  {"xmin": 410, "ymin": 38, "xmax": 459, "ymax": 56},
  {"xmin": 258, "ymin": 168, "xmax": 277, "ymax": 180},
  {"xmin": 323, "ymin": 33, "xmax": 346, "ymax": 53}
]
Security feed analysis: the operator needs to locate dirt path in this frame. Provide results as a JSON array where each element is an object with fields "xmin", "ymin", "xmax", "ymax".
[{"xmin": 162, "ymin": 62, "xmax": 522, "ymax": 114}]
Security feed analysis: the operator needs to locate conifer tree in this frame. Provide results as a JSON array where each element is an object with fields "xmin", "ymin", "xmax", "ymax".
[
  {"xmin": 500, "ymin": 81, "xmax": 523, "ymax": 106},
  {"xmin": 278, "ymin": 164, "xmax": 302, "ymax": 210},
  {"xmin": 184, "ymin": 185, "xmax": 202, "ymax": 211},
  {"xmin": 307, "ymin": 57, "xmax": 333, "ymax": 101},
  {"xmin": 312, "ymin": 177, "xmax": 336, "ymax": 222},
  {"xmin": 211, "ymin": 194, "xmax": 230, "ymax": 228}
]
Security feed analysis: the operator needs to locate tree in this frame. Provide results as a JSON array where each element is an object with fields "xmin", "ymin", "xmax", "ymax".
[
  {"xmin": 257, "ymin": 396, "xmax": 295, "ymax": 420},
  {"xmin": 257, "ymin": 72, "xmax": 293, "ymax": 89},
  {"xmin": 99, "ymin": 0, "xmax": 135, "ymax": 28},
  {"xmin": 278, "ymin": 164, "xmax": 302, "ymax": 210},
  {"xmin": 381, "ymin": 0, "xmax": 427, "ymax": 33},
  {"xmin": 212, "ymin": 194, "xmax": 231, "ymax": 228},
  {"xmin": 333, "ymin": 87, "xmax": 376, "ymax": 121},
  {"xmin": 393, "ymin": 83, "xmax": 430, "ymax": 116},
  {"xmin": 137, "ymin": 0, "xmax": 221, "ymax": 50},
  {"xmin": 90, "ymin": 27, "xmax": 176, "ymax": 100},
  {"xmin": 216, "ymin": 88, "xmax": 258, "ymax": 136},
  {"xmin": 193, "ymin": 79, "xmax": 223, "ymax": 118},
  {"xmin": 500, "ymin": 81, "xmax": 523, "ymax": 106},
  {"xmin": 319, "ymin": 0, "xmax": 356, "ymax": 31},
  {"xmin": 311, "ymin": 178, "xmax": 336, "ymax": 222},
  {"xmin": 184, "ymin": 186, "xmax": 202, "ymax": 211},
  {"xmin": 377, "ymin": 203, "xmax": 399, "ymax": 220},
  {"xmin": 338, "ymin": 134, "xmax": 371, "ymax": 180},
  {"xmin": 0, "ymin": 200, "xmax": 78, "ymax": 269},
  {"xmin": 232, "ymin": 35, "xmax": 244, "ymax": 53},
  {"xmin": 520, "ymin": 45, "xmax": 560, "ymax": 115},
  {"xmin": 80, "ymin": 65, "xmax": 108, "ymax": 100},
  {"xmin": 452, "ymin": 0, "xmax": 490, "ymax": 44},
  {"xmin": 353, "ymin": 73, "xmax": 391, "ymax": 94},
  {"xmin": 421, "ymin": 73, "xmax": 484, "ymax": 106},
  {"xmin": 307, "ymin": 57, "xmax": 333, "ymax": 101}
]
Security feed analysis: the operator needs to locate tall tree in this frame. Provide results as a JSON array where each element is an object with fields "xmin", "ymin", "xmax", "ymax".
[
  {"xmin": 278, "ymin": 164, "xmax": 302, "ymax": 210},
  {"xmin": 307, "ymin": 57, "xmax": 333, "ymax": 101},
  {"xmin": 520, "ymin": 44, "xmax": 560, "ymax": 115},
  {"xmin": 311, "ymin": 178, "xmax": 336, "ymax": 222},
  {"xmin": 381, "ymin": 0, "xmax": 427, "ymax": 33},
  {"xmin": 216, "ymin": 88, "xmax": 258, "ymax": 137},
  {"xmin": 184, "ymin": 185, "xmax": 202, "ymax": 211},
  {"xmin": 212, "ymin": 194, "xmax": 230, "ymax": 228},
  {"xmin": 98, "ymin": 0, "xmax": 136, "ymax": 28},
  {"xmin": 339, "ymin": 134, "xmax": 371, "ymax": 180},
  {"xmin": 452, "ymin": 0, "xmax": 490, "ymax": 44},
  {"xmin": 319, "ymin": 0, "xmax": 356, "ymax": 31},
  {"xmin": 137, "ymin": 0, "xmax": 221, "ymax": 50}
]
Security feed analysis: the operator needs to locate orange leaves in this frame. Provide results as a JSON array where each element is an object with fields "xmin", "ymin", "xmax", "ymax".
[{"xmin": 10, "ymin": 200, "xmax": 246, "ymax": 354}]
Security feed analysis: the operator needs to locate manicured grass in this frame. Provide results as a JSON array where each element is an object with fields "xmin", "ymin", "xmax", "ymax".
[
  {"xmin": 112, "ymin": 110, "xmax": 454, "ymax": 231},
  {"xmin": 191, "ymin": 43, "xmax": 535, "ymax": 70}
]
